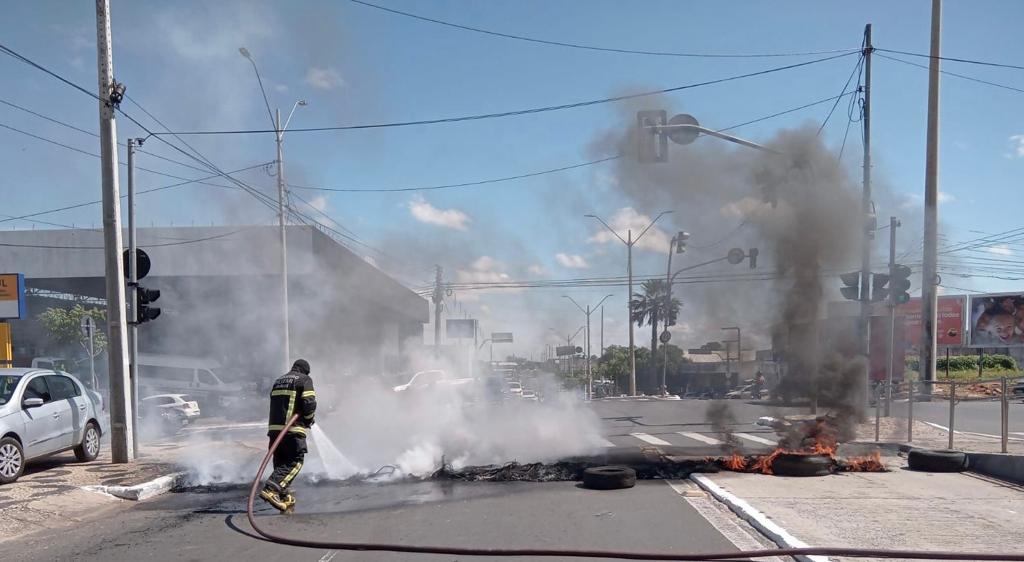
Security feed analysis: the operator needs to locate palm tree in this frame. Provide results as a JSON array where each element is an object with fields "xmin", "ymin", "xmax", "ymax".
[{"xmin": 630, "ymin": 280, "xmax": 681, "ymax": 387}]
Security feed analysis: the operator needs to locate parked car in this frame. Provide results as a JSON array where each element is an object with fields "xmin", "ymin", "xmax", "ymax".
[
  {"xmin": 136, "ymin": 354, "xmax": 247, "ymax": 412},
  {"xmin": 141, "ymin": 394, "xmax": 200, "ymax": 421},
  {"xmin": 520, "ymin": 389, "xmax": 539, "ymax": 402},
  {"xmin": 0, "ymin": 368, "xmax": 103, "ymax": 484},
  {"xmin": 1012, "ymin": 381, "xmax": 1024, "ymax": 398},
  {"xmin": 725, "ymin": 384, "xmax": 768, "ymax": 400},
  {"xmin": 507, "ymin": 381, "xmax": 523, "ymax": 397},
  {"xmin": 392, "ymin": 370, "xmax": 473, "ymax": 393}
]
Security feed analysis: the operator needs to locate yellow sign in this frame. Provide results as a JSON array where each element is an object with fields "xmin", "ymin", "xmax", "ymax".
[
  {"xmin": 0, "ymin": 322, "xmax": 11, "ymax": 366},
  {"xmin": 0, "ymin": 275, "xmax": 17, "ymax": 300}
]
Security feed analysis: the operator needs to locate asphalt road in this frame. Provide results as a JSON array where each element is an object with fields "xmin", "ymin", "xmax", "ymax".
[
  {"xmin": 889, "ymin": 396, "xmax": 1024, "ymax": 437},
  {"xmin": 11, "ymin": 398, "xmax": 787, "ymax": 562}
]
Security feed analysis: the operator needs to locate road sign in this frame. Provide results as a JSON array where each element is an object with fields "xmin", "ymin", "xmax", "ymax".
[
  {"xmin": 80, "ymin": 316, "xmax": 97, "ymax": 339},
  {"xmin": 0, "ymin": 274, "xmax": 26, "ymax": 320},
  {"xmin": 659, "ymin": 330, "xmax": 672, "ymax": 344},
  {"xmin": 666, "ymin": 113, "xmax": 700, "ymax": 145},
  {"xmin": 122, "ymin": 248, "xmax": 151, "ymax": 280},
  {"xmin": 555, "ymin": 345, "xmax": 578, "ymax": 357},
  {"xmin": 446, "ymin": 319, "xmax": 476, "ymax": 339},
  {"xmin": 727, "ymin": 248, "xmax": 746, "ymax": 265},
  {"xmin": 491, "ymin": 332, "xmax": 513, "ymax": 343}
]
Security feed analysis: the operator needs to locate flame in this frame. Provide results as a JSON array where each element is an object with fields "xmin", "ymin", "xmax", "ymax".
[
  {"xmin": 723, "ymin": 453, "xmax": 747, "ymax": 471},
  {"xmin": 842, "ymin": 450, "xmax": 884, "ymax": 472},
  {"xmin": 750, "ymin": 448, "xmax": 783, "ymax": 474}
]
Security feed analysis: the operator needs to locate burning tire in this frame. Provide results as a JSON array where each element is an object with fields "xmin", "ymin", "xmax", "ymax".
[
  {"xmin": 582, "ymin": 466, "xmax": 636, "ymax": 490},
  {"xmin": 907, "ymin": 449, "xmax": 967, "ymax": 473},
  {"xmin": 770, "ymin": 453, "xmax": 833, "ymax": 477}
]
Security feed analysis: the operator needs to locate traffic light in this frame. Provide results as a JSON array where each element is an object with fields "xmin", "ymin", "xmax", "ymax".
[
  {"xmin": 675, "ymin": 231, "xmax": 690, "ymax": 254},
  {"xmin": 840, "ymin": 271, "xmax": 861, "ymax": 301},
  {"xmin": 747, "ymin": 248, "xmax": 758, "ymax": 269},
  {"xmin": 636, "ymin": 110, "xmax": 668, "ymax": 163},
  {"xmin": 136, "ymin": 286, "xmax": 161, "ymax": 323},
  {"xmin": 871, "ymin": 272, "xmax": 890, "ymax": 302},
  {"xmin": 889, "ymin": 264, "xmax": 912, "ymax": 305}
]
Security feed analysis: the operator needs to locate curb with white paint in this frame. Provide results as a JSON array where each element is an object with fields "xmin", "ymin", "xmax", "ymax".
[
  {"xmin": 83, "ymin": 472, "xmax": 184, "ymax": 501},
  {"xmin": 690, "ymin": 473, "xmax": 828, "ymax": 562}
]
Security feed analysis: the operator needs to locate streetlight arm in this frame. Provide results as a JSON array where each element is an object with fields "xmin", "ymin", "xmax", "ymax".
[
  {"xmin": 570, "ymin": 325, "xmax": 585, "ymax": 343},
  {"xmin": 633, "ymin": 210, "xmax": 674, "ymax": 245},
  {"xmin": 594, "ymin": 294, "xmax": 614, "ymax": 310},
  {"xmin": 669, "ymin": 255, "xmax": 731, "ymax": 283},
  {"xmin": 653, "ymin": 124, "xmax": 783, "ymax": 155},
  {"xmin": 241, "ymin": 51, "xmax": 276, "ymax": 131},
  {"xmin": 562, "ymin": 295, "xmax": 588, "ymax": 316},
  {"xmin": 282, "ymin": 100, "xmax": 306, "ymax": 136},
  {"xmin": 585, "ymin": 215, "xmax": 628, "ymax": 246}
]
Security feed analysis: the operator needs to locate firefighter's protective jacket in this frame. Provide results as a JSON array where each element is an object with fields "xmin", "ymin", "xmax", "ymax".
[{"xmin": 267, "ymin": 363, "xmax": 316, "ymax": 436}]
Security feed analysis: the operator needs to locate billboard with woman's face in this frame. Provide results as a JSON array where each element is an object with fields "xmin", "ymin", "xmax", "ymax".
[{"xmin": 968, "ymin": 293, "xmax": 1024, "ymax": 346}]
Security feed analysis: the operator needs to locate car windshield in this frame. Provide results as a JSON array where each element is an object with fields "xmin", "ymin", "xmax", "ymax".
[
  {"xmin": 8, "ymin": 4, "xmax": 1024, "ymax": 558},
  {"xmin": 0, "ymin": 375, "xmax": 21, "ymax": 405}
]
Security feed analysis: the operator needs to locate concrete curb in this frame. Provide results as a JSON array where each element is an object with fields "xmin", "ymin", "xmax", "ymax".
[
  {"xmin": 966, "ymin": 452, "xmax": 1024, "ymax": 485},
  {"xmin": 82, "ymin": 472, "xmax": 185, "ymax": 501},
  {"xmin": 690, "ymin": 474, "xmax": 828, "ymax": 562}
]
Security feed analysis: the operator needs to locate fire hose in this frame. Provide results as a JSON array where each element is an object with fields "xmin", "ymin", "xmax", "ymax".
[{"xmin": 247, "ymin": 414, "xmax": 1024, "ymax": 561}]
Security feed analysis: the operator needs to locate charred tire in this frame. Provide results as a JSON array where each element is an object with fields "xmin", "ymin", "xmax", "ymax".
[
  {"xmin": 582, "ymin": 466, "xmax": 636, "ymax": 490},
  {"xmin": 0, "ymin": 436, "xmax": 25, "ymax": 484},
  {"xmin": 770, "ymin": 453, "xmax": 833, "ymax": 477},
  {"xmin": 74, "ymin": 422, "xmax": 101, "ymax": 462},
  {"xmin": 907, "ymin": 449, "xmax": 967, "ymax": 472}
]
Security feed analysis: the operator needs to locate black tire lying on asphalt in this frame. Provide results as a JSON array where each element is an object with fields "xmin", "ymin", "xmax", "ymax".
[
  {"xmin": 907, "ymin": 449, "xmax": 967, "ymax": 472},
  {"xmin": 771, "ymin": 453, "xmax": 833, "ymax": 477},
  {"xmin": 582, "ymin": 466, "xmax": 637, "ymax": 490}
]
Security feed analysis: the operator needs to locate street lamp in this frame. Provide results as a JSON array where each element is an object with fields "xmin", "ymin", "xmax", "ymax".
[
  {"xmin": 240, "ymin": 47, "xmax": 308, "ymax": 370},
  {"xmin": 585, "ymin": 210, "xmax": 673, "ymax": 396},
  {"xmin": 563, "ymin": 294, "xmax": 614, "ymax": 400}
]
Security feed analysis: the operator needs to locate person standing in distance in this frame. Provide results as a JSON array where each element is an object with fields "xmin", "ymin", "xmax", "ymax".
[{"xmin": 260, "ymin": 359, "xmax": 316, "ymax": 513}]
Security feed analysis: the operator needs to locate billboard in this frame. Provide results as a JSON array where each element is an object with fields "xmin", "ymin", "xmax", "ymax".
[
  {"xmin": 491, "ymin": 332, "xmax": 513, "ymax": 343},
  {"xmin": 897, "ymin": 295, "xmax": 966, "ymax": 349},
  {"xmin": 967, "ymin": 293, "xmax": 1024, "ymax": 347},
  {"xmin": 0, "ymin": 274, "xmax": 26, "ymax": 320},
  {"xmin": 556, "ymin": 345, "xmax": 581, "ymax": 357},
  {"xmin": 445, "ymin": 319, "xmax": 476, "ymax": 339}
]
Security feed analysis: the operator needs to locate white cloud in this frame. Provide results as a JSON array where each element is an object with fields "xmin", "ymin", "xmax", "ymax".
[
  {"xmin": 555, "ymin": 253, "xmax": 590, "ymax": 269},
  {"xmin": 587, "ymin": 207, "xmax": 671, "ymax": 252},
  {"xmin": 408, "ymin": 195, "xmax": 471, "ymax": 230},
  {"xmin": 308, "ymin": 196, "xmax": 328, "ymax": 211},
  {"xmin": 306, "ymin": 66, "xmax": 344, "ymax": 90},
  {"xmin": 987, "ymin": 245, "xmax": 1014, "ymax": 256},
  {"xmin": 938, "ymin": 192, "xmax": 955, "ymax": 204},
  {"xmin": 899, "ymin": 191, "xmax": 956, "ymax": 209},
  {"xmin": 527, "ymin": 264, "xmax": 547, "ymax": 276},
  {"xmin": 455, "ymin": 256, "xmax": 517, "ymax": 299},
  {"xmin": 274, "ymin": 84, "xmax": 289, "ymax": 92},
  {"xmin": 1010, "ymin": 135, "xmax": 1024, "ymax": 158}
]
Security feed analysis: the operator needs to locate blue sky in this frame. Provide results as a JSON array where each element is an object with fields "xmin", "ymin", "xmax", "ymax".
[{"xmin": 1, "ymin": 1, "xmax": 1022, "ymax": 354}]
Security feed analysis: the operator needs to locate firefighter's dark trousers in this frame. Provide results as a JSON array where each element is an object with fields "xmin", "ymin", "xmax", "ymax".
[{"xmin": 265, "ymin": 431, "xmax": 306, "ymax": 493}]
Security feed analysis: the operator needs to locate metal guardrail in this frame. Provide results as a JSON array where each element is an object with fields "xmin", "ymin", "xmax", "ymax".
[{"xmin": 874, "ymin": 376, "xmax": 1023, "ymax": 453}]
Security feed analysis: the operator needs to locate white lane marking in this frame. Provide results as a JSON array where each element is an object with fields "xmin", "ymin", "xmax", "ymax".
[
  {"xmin": 318, "ymin": 551, "xmax": 338, "ymax": 562},
  {"xmin": 923, "ymin": 422, "xmax": 1024, "ymax": 442},
  {"xmin": 734, "ymin": 432, "xmax": 776, "ymax": 446},
  {"xmin": 667, "ymin": 481, "xmax": 783, "ymax": 561},
  {"xmin": 629, "ymin": 432, "xmax": 672, "ymax": 446},
  {"xmin": 691, "ymin": 474, "xmax": 828, "ymax": 562},
  {"xmin": 598, "ymin": 437, "xmax": 616, "ymax": 447},
  {"xmin": 185, "ymin": 422, "xmax": 265, "ymax": 432},
  {"xmin": 678, "ymin": 431, "xmax": 723, "ymax": 445}
]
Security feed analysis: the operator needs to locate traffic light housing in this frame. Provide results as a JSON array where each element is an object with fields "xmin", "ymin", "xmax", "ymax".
[
  {"xmin": 136, "ymin": 286, "xmax": 161, "ymax": 324},
  {"xmin": 840, "ymin": 271, "xmax": 861, "ymax": 301},
  {"xmin": 889, "ymin": 264, "xmax": 911, "ymax": 305},
  {"xmin": 871, "ymin": 272, "xmax": 890, "ymax": 302},
  {"xmin": 675, "ymin": 231, "xmax": 690, "ymax": 254}
]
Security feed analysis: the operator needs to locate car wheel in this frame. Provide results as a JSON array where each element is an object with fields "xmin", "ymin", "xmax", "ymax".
[
  {"xmin": 907, "ymin": 449, "xmax": 967, "ymax": 473},
  {"xmin": 582, "ymin": 466, "xmax": 636, "ymax": 490},
  {"xmin": 74, "ymin": 422, "xmax": 101, "ymax": 462},
  {"xmin": 0, "ymin": 437, "xmax": 25, "ymax": 484}
]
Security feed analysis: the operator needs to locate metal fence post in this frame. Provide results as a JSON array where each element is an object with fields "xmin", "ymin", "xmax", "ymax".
[
  {"xmin": 948, "ymin": 380, "xmax": 956, "ymax": 450},
  {"xmin": 1001, "ymin": 377, "xmax": 1009, "ymax": 454},
  {"xmin": 907, "ymin": 380, "xmax": 915, "ymax": 443},
  {"xmin": 875, "ymin": 383, "xmax": 881, "ymax": 442}
]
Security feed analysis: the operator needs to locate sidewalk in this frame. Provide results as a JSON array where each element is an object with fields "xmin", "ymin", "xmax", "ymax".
[
  {"xmin": 857, "ymin": 416, "xmax": 1024, "ymax": 454},
  {"xmin": 699, "ymin": 456, "xmax": 1024, "ymax": 560}
]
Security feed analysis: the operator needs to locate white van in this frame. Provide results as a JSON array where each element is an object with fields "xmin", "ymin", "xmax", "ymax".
[{"xmin": 136, "ymin": 354, "xmax": 246, "ymax": 411}]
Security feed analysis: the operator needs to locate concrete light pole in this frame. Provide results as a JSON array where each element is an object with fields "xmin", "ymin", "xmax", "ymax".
[
  {"xmin": 722, "ymin": 326, "xmax": 741, "ymax": 386},
  {"xmin": 586, "ymin": 211, "xmax": 673, "ymax": 395},
  {"xmin": 563, "ymin": 294, "xmax": 613, "ymax": 400},
  {"xmin": 239, "ymin": 47, "xmax": 307, "ymax": 370}
]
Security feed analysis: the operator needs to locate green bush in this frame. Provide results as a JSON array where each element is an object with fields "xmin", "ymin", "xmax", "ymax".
[{"xmin": 905, "ymin": 354, "xmax": 1017, "ymax": 372}]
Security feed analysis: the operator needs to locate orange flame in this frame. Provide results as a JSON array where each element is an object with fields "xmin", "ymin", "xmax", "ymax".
[{"xmin": 842, "ymin": 450, "xmax": 884, "ymax": 472}]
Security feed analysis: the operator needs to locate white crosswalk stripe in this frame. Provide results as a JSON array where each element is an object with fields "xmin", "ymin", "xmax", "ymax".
[
  {"xmin": 598, "ymin": 438, "xmax": 616, "ymax": 447},
  {"xmin": 678, "ymin": 432, "xmax": 723, "ymax": 445},
  {"xmin": 630, "ymin": 432, "xmax": 672, "ymax": 446},
  {"xmin": 734, "ymin": 432, "xmax": 776, "ymax": 446}
]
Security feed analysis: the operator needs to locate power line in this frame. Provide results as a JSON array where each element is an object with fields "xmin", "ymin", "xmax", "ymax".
[
  {"xmin": 876, "ymin": 53, "xmax": 1024, "ymax": 95},
  {"xmin": 348, "ymin": 0, "xmax": 860, "ymax": 59},
  {"xmin": 143, "ymin": 52, "xmax": 858, "ymax": 136},
  {"xmin": 0, "ymin": 227, "xmax": 253, "ymax": 250},
  {"xmin": 817, "ymin": 50, "xmax": 865, "ymax": 136},
  {"xmin": 874, "ymin": 48, "xmax": 1024, "ymax": 72}
]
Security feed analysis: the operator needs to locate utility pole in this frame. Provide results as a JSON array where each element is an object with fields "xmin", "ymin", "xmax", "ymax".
[
  {"xmin": 126, "ymin": 138, "xmax": 142, "ymax": 458},
  {"xmin": 95, "ymin": 0, "xmax": 133, "ymax": 463},
  {"xmin": 564, "ymin": 295, "xmax": 612, "ymax": 400},
  {"xmin": 885, "ymin": 216, "xmax": 901, "ymax": 416},
  {"xmin": 722, "ymin": 327, "xmax": 741, "ymax": 385},
  {"xmin": 432, "ymin": 265, "xmax": 444, "ymax": 348},
  {"xmin": 859, "ymin": 23, "xmax": 874, "ymax": 410},
  {"xmin": 920, "ymin": 0, "xmax": 943, "ymax": 390},
  {"xmin": 274, "ymin": 109, "xmax": 290, "ymax": 369}
]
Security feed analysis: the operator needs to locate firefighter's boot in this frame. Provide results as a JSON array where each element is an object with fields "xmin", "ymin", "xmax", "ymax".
[
  {"xmin": 259, "ymin": 486, "xmax": 290, "ymax": 513},
  {"xmin": 281, "ymin": 492, "xmax": 296, "ymax": 514}
]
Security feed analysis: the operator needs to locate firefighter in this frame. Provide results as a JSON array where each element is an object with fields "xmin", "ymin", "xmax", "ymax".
[{"xmin": 259, "ymin": 359, "xmax": 316, "ymax": 513}]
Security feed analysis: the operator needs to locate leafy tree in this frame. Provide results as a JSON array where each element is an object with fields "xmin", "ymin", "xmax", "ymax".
[
  {"xmin": 630, "ymin": 279, "xmax": 681, "ymax": 389},
  {"xmin": 595, "ymin": 345, "xmax": 651, "ymax": 393},
  {"xmin": 37, "ymin": 305, "xmax": 107, "ymax": 359}
]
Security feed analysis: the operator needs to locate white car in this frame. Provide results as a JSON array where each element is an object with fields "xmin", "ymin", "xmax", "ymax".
[
  {"xmin": 0, "ymin": 368, "xmax": 103, "ymax": 484},
  {"xmin": 507, "ymin": 382, "xmax": 523, "ymax": 396},
  {"xmin": 141, "ymin": 394, "xmax": 201, "ymax": 420},
  {"xmin": 392, "ymin": 370, "xmax": 473, "ymax": 393}
]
